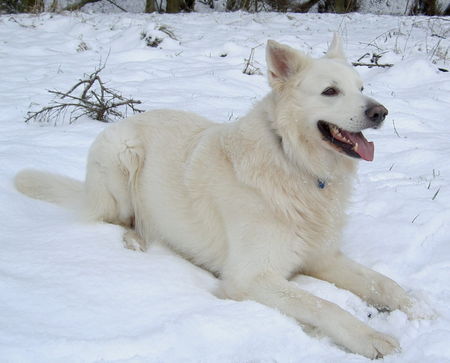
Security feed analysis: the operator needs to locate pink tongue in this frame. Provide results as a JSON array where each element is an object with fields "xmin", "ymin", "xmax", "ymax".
[{"xmin": 342, "ymin": 131, "xmax": 374, "ymax": 161}]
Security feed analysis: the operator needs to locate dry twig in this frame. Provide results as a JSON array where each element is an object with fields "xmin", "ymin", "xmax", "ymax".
[
  {"xmin": 352, "ymin": 52, "xmax": 393, "ymax": 68},
  {"xmin": 352, "ymin": 62, "xmax": 393, "ymax": 68},
  {"xmin": 243, "ymin": 47, "xmax": 262, "ymax": 75},
  {"xmin": 26, "ymin": 64, "xmax": 143, "ymax": 125}
]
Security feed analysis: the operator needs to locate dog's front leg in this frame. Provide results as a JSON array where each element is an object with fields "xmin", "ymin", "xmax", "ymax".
[
  {"xmin": 222, "ymin": 272, "xmax": 399, "ymax": 359},
  {"xmin": 304, "ymin": 252, "xmax": 415, "ymax": 317},
  {"xmin": 217, "ymin": 193, "xmax": 398, "ymax": 358}
]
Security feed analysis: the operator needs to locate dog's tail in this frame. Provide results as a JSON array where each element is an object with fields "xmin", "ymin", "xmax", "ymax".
[{"xmin": 15, "ymin": 169, "xmax": 84, "ymax": 211}]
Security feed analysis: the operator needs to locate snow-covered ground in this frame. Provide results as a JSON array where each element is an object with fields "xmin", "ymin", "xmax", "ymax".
[{"xmin": 0, "ymin": 11, "xmax": 449, "ymax": 363}]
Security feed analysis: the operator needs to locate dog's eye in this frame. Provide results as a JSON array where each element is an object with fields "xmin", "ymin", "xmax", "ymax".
[
  {"xmin": 360, "ymin": 86, "xmax": 364, "ymax": 92},
  {"xmin": 322, "ymin": 87, "xmax": 339, "ymax": 96}
]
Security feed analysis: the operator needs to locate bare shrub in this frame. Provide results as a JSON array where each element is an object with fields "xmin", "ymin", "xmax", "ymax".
[{"xmin": 26, "ymin": 64, "xmax": 143, "ymax": 125}]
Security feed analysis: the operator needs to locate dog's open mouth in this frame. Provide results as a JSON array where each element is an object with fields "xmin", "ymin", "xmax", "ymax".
[{"xmin": 317, "ymin": 121, "xmax": 374, "ymax": 161}]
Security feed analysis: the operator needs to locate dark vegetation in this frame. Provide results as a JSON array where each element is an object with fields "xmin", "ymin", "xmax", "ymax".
[{"xmin": 1, "ymin": 0, "xmax": 448, "ymax": 15}]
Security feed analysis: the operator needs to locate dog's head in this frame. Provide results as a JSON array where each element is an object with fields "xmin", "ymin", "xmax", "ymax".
[{"xmin": 266, "ymin": 35, "xmax": 387, "ymax": 162}]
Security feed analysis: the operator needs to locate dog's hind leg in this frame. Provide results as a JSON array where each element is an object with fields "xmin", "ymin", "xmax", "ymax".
[
  {"xmin": 84, "ymin": 160, "xmax": 133, "ymax": 226},
  {"xmin": 123, "ymin": 228, "xmax": 146, "ymax": 252},
  {"xmin": 83, "ymin": 124, "xmax": 147, "ymax": 249}
]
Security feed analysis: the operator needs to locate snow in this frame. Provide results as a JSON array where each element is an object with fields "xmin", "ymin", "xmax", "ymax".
[{"xmin": 0, "ymin": 10, "xmax": 449, "ymax": 363}]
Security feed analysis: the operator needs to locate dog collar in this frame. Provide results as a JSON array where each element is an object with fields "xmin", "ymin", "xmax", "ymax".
[{"xmin": 317, "ymin": 179, "xmax": 326, "ymax": 189}]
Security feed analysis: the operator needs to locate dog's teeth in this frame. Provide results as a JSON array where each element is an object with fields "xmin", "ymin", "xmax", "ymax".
[
  {"xmin": 354, "ymin": 142, "xmax": 358, "ymax": 151},
  {"xmin": 330, "ymin": 126, "xmax": 353, "ymax": 145}
]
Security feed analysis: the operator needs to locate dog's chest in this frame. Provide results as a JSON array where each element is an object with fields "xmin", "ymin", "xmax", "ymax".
[{"xmin": 277, "ymin": 176, "xmax": 348, "ymax": 250}]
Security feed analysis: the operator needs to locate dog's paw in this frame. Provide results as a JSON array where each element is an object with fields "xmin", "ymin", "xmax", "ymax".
[
  {"xmin": 336, "ymin": 318, "xmax": 400, "ymax": 359},
  {"xmin": 123, "ymin": 230, "xmax": 146, "ymax": 251},
  {"xmin": 370, "ymin": 279, "xmax": 425, "ymax": 318},
  {"xmin": 350, "ymin": 329, "xmax": 400, "ymax": 359},
  {"xmin": 401, "ymin": 294, "xmax": 437, "ymax": 320}
]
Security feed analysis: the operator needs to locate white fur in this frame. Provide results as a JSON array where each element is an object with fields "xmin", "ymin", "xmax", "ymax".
[{"xmin": 15, "ymin": 35, "xmax": 417, "ymax": 359}]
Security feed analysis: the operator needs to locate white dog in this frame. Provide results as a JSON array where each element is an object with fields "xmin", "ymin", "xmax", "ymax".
[{"xmin": 16, "ymin": 35, "xmax": 417, "ymax": 358}]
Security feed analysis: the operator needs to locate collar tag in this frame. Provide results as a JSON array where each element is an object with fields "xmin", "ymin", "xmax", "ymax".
[{"xmin": 317, "ymin": 179, "xmax": 326, "ymax": 189}]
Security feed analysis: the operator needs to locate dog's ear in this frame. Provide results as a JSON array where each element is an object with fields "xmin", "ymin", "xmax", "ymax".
[
  {"xmin": 266, "ymin": 40, "xmax": 309, "ymax": 89},
  {"xmin": 326, "ymin": 33, "xmax": 346, "ymax": 60}
]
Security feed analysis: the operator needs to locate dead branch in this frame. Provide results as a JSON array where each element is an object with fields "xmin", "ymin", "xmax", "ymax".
[
  {"xmin": 357, "ymin": 52, "xmax": 370, "ymax": 62},
  {"xmin": 26, "ymin": 64, "xmax": 143, "ymax": 125},
  {"xmin": 352, "ymin": 52, "xmax": 393, "ymax": 68},
  {"xmin": 352, "ymin": 62, "xmax": 393, "ymax": 68}
]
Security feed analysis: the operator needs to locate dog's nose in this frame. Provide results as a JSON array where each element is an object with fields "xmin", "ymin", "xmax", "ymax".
[{"xmin": 365, "ymin": 104, "xmax": 388, "ymax": 124}]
